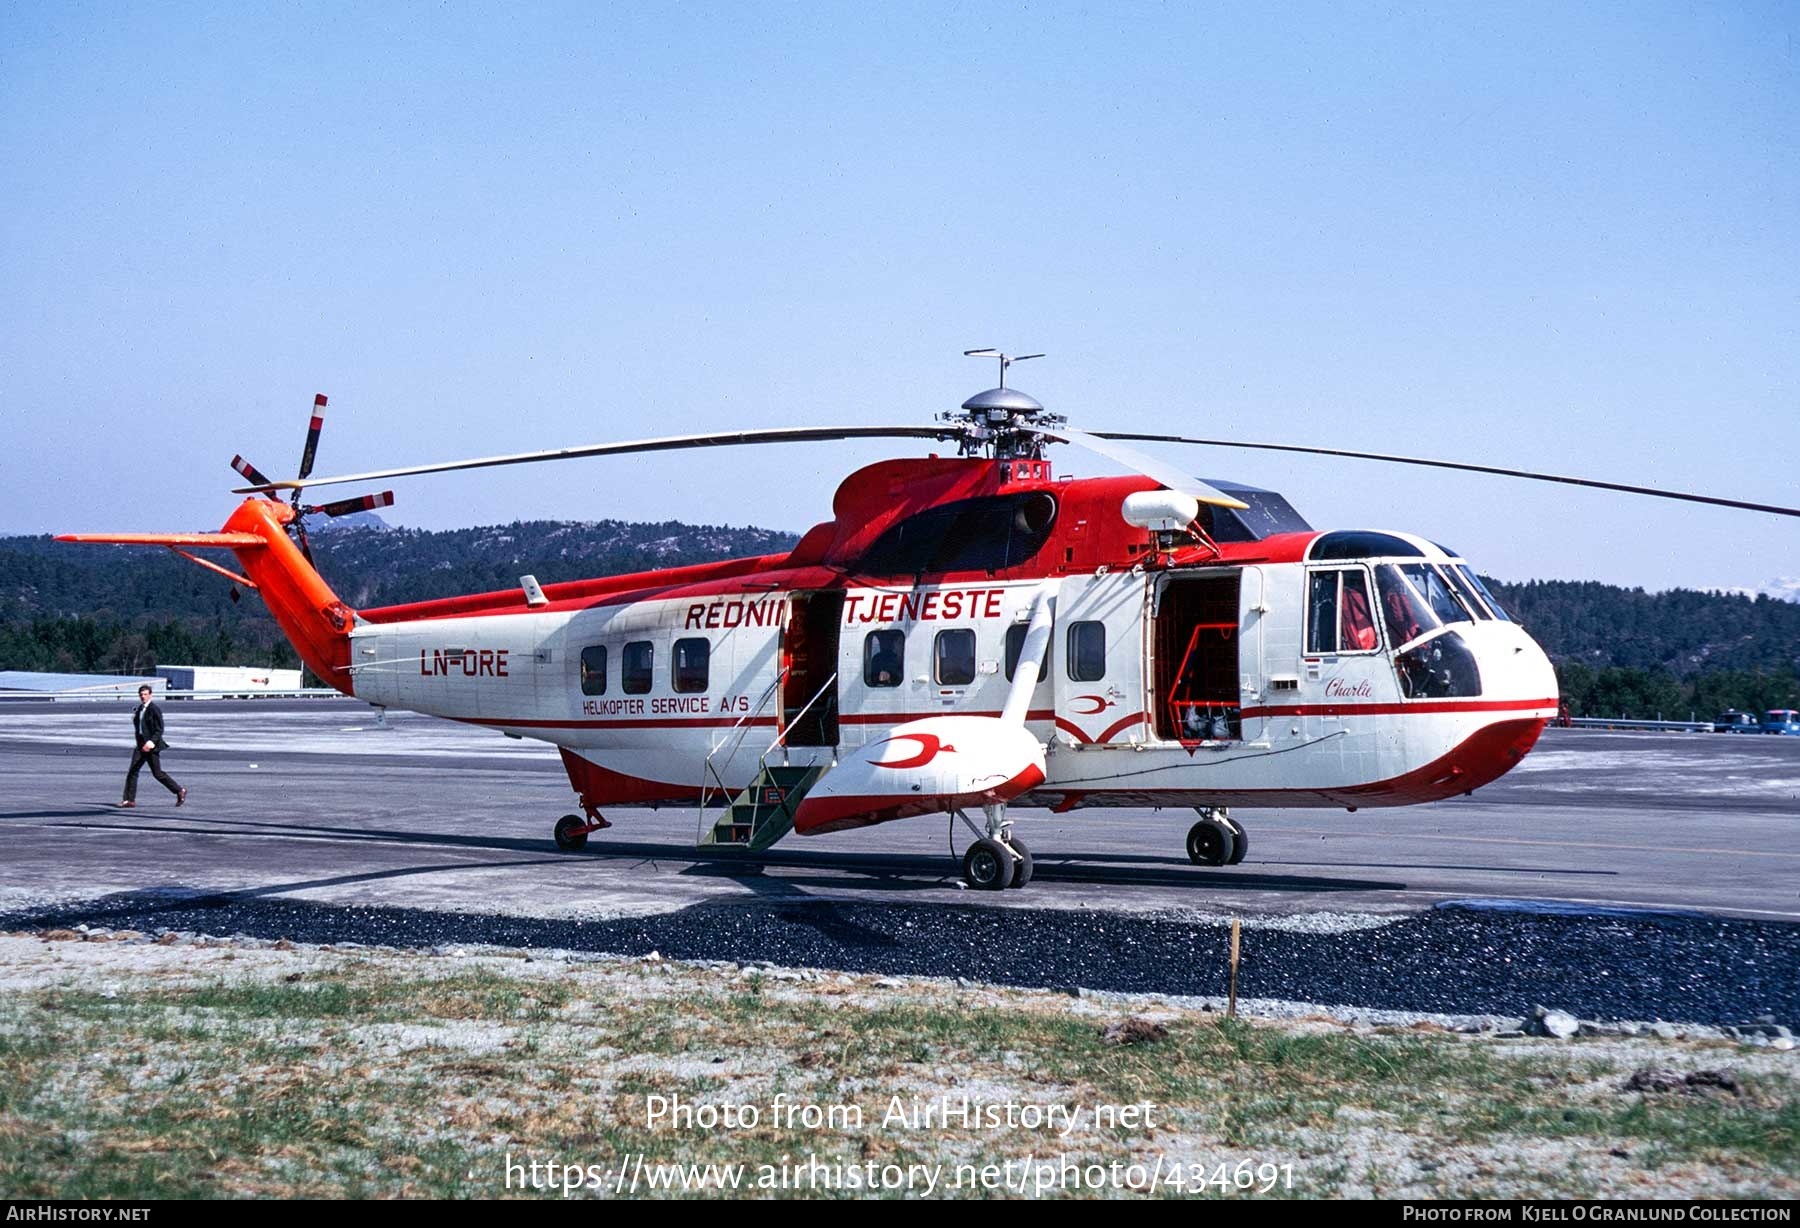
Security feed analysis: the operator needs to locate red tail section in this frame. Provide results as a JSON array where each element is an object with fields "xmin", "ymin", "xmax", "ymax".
[{"xmin": 58, "ymin": 498, "xmax": 358, "ymax": 695}]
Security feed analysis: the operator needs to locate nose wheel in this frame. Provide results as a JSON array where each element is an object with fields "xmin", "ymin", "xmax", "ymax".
[{"xmin": 1187, "ymin": 808, "xmax": 1247, "ymax": 867}]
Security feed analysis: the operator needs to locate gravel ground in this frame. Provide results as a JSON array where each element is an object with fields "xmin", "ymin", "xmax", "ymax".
[{"xmin": 3, "ymin": 890, "xmax": 1795, "ymax": 1028}]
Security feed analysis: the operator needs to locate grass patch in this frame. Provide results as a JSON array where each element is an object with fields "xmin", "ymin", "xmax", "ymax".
[{"xmin": 0, "ymin": 944, "xmax": 1794, "ymax": 1198}]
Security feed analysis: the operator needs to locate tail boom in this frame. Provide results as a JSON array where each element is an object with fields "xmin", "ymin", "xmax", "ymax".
[{"xmin": 57, "ymin": 498, "xmax": 357, "ymax": 695}]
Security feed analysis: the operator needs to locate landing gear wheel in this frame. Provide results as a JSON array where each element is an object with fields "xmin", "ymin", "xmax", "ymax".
[
  {"xmin": 1221, "ymin": 816, "xmax": 1249, "ymax": 865},
  {"xmin": 1186, "ymin": 819, "xmax": 1235, "ymax": 867},
  {"xmin": 1007, "ymin": 837, "xmax": 1034, "ymax": 888},
  {"xmin": 963, "ymin": 838, "xmax": 1011, "ymax": 891},
  {"xmin": 554, "ymin": 814, "xmax": 589, "ymax": 852}
]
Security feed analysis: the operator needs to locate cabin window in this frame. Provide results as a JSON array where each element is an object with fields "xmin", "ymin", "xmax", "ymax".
[
  {"xmin": 579, "ymin": 645, "xmax": 607, "ymax": 696},
  {"xmin": 1067, "ymin": 621, "xmax": 1106, "ymax": 682},
  {"xmin": 934, "ymin": 629, "xmax": 977, "ymax": 686},
  {"xmin": 672, "ymin": 637, "xmax": 709, "ymax": 693},
  {"xmin": 1307, "ymin": 569, "xmax": 1380, "ymax": 654},
  {"xmin": 622, "ymin": 640, "xmax": 654, "ymax": 694},
  {"xmin": 1004, "ymin": 622, "xmax": 1051, "ymax": 681},
  {"xmin": 863, "ymin": 629, "xmax": 905, "ymax": 688}
]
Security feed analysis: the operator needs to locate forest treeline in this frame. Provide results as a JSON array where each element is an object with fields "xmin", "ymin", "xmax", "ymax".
[{"xmin": 3, "ymin": 523, "xmax": 1796, "ymax": 717}]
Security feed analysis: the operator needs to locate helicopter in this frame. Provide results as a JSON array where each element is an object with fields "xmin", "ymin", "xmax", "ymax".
[{"xmin": 59, "ymin": 352, "xmax": 1800, "ymax": 890}]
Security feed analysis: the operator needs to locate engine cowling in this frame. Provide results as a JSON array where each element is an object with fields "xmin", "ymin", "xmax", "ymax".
[{"xmin": 791, "ymin": 714, "xmax": 1047, "ymax": 836}]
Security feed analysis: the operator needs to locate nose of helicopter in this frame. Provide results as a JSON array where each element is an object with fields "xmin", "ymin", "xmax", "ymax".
[
  {"xmin": 1368, "ymin": 620, "xmax": 1561, "ymax": 805},
  {"xmin": 1466, "ymin": 619, "xmax": 1560, "ymax": 711}
]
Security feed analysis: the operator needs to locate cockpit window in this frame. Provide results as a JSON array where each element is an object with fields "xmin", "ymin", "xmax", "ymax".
[
  {"xmin": 1399, "ymin": 563, "xmax": 1472, "ymax": 625},
  {"xmin": 1375, "ymin": 564, "xmax": 1444, "ymax": 648},
  {"xmin": 1458, "ymin": 566, "xmax": 1512, "ymax": 621},
  {"xmin": 1309, "ymin": 531, "xmax": 1425, "ymax": 561},
  {"xmin": 1307, "ymin": 568, "xmax": 1380, "ymax": 654},
  {"xmin": 1441, "ymin": 566, "xmax": 1494, "ymax": 620}
]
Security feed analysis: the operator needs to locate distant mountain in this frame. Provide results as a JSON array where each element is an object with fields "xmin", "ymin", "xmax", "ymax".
[
  {"xmin": 306, "ymin": 519, "xmax": 799, "ymax": 608},
  {"xmin": 310, "ymin": 511, "xmax": 393, "ymax": 534},
  {"xmin": 0, "ymin": 518, "xmax": 797, "ymax": 676}
]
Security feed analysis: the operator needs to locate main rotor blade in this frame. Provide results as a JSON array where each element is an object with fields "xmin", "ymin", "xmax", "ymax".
[
  {"xmin": 1049, "ymin": 427, "xmax": 1250, "ymax": 510},
  {"xmin": 1094, "ymin": 433, "xmax": 1800, "ymax": 520},
  {"xmin": 233, "ymin": 425, "xmax": 960, "ymax": 493}
]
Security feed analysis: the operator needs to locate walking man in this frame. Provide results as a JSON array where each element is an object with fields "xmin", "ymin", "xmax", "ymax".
[{"xmin": 120, "ymin": 684, "xmax": 185, "ymax": 808}]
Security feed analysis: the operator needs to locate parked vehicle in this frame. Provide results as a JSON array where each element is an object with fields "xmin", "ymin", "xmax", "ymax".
[
  {"xmin": 1762, "ymin": 709, "xmax": 1800, "ymax": 735},
  {"xmin": 1714, "ymin": 710, "xmax": 1762, "ymax": 734}
]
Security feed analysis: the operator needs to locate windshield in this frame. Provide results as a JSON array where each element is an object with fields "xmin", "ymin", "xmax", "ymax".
[
  {"xmin": 1456, "ymin": 565, "xmax": 1512, "ymax": 621},
  {"xmin": 1375, "ymin": 564, "xmax": 1443, "ymax": 648},
  {"xmin": 1441, "ymin": 566, "xmax": 1493, "ymax": 619}
]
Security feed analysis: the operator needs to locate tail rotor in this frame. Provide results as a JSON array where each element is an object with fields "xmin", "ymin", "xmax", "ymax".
[{"xmin": 227, "ymin": 393, "xmax": 395, "ymax": 562}]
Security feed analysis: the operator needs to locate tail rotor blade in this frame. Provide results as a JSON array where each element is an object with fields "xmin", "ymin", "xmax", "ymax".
[
  {"xmin": 297, "ymin": 393, "xmax": 328, "ymax": 481},
  {"xmin": 311, "ymin": 491, "xmax": 395, "ymax": 519},
  {"xmin": 230, "ymin": 455, "xmax": 283, "ymax": 501}
]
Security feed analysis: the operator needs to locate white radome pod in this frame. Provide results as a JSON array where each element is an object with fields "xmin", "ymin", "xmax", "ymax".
[{"xmin": 1122, "ymin": 489, "xmax": 1201, "ymax": 532}]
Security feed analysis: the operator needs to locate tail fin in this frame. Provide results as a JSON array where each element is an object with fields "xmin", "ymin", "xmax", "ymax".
[{"xmin": 57, "ymin": 498, "xmax": 358, "ymax": 694}]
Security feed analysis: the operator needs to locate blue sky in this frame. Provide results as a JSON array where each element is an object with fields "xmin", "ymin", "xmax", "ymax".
[{"xmin": 3, "ymin": 2, "xmax": 1795, "ymax": 593}]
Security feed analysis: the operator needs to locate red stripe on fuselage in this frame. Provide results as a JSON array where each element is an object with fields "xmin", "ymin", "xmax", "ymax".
[
  {"xmin": 1240, "ymin": 698, "xmax": 1558, "ymax": 719},
  {"xmin": 463, "ymin": 715, "xmax": 778, "ymax": 730}
]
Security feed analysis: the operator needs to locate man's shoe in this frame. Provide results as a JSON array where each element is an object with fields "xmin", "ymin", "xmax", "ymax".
[
  {"xmin": 176, "ymin": 788, "xmax": 188, "ymax": 807},
  {"xmin": 116, "ymin": 800, "xmax": 136, "ymax": 809}
]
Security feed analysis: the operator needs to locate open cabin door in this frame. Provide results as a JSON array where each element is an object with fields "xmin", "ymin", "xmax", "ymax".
[
  {"xmin": 781, "ymin": 592, "xmax": 842, "ymax": 747},
  {"xmin": 1153, "ymin": 572, "xmax": 1243, "ymax": 742}
]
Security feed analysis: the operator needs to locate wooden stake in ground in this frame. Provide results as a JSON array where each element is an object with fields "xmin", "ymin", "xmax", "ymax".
[{"xmin": 1227, "ymin": 917, "xmax": 1241, "ymax": 1018}]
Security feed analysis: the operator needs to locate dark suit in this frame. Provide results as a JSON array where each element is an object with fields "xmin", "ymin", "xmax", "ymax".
[{"xmin": 124, "ymin": 700, "xmax": 182, "ymax": 802}]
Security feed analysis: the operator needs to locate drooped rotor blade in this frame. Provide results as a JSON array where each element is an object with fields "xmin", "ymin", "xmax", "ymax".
[
  {"xmin": 233, "ymin": 425, "xmax": 959, "ymax": 494},
  {"xmin": 297, "ymin": 393, "xmax": 328, "ymax": 481},
  {"xmin": 309, "ymin": 490, "xmax": 396, "ymax": 518},
  {"xmin": 1092, "ymin": 433, "xmax": 1800, "ymax": 520},
  {"xmin": 1048, "ymin": 427, "xmax": 1250, "ymax": 510}
]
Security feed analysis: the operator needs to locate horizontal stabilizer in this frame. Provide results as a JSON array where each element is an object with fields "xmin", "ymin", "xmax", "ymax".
[{"xmin": 55, "ymin": 532, "xmax": 266, "ymax": 548}]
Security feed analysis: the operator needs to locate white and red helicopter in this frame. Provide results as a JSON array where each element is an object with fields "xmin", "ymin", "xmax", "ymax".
[{"xmin": 61, "ymin": 352, "xmax": 1800, "ymax": 889}]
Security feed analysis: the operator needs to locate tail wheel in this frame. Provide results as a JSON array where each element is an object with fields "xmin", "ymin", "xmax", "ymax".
[
  {"xmin": 1008, "ymin": 837, "xmax": 1034, "ymax": 888},
  {"xmin": 553, "ymin": 814, "xmax": 589, "ymax": 852},
  {"xmin": 1186, "ymin": 819, "xmax": 1235, "ymax": 867},
  {"xmin": 962, "ymin": 838, "xmax": 1011, "ymax": 890}
]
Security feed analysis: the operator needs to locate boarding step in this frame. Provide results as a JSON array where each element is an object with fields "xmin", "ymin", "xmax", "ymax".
[{"xmin": 699, "ymin": 763, "xmax": 825, "ymax": 852}]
